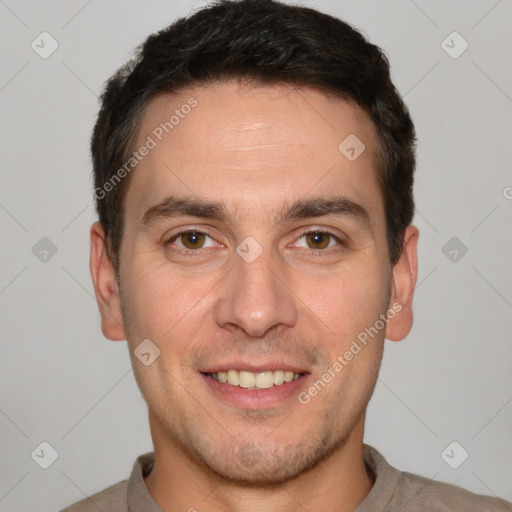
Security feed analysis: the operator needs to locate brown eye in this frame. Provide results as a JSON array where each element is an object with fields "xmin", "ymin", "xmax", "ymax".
[
  {"xmin": 166, "ymin": 229, "xmax": 215, "ymax": 252},
  {"xmin": 292, "ymin": 230, "xmax": 343, "ymax": 252},
  {"xmin": 166, "ymin": 229, "xmax": 219, "ymax": 255},
  {"xmin": 305, "ymin": 231, "xmax": 331, "ymax": 249},
  {"xmin": 179, "ymin": 231, "xmax": 206, "ymax": 249}
]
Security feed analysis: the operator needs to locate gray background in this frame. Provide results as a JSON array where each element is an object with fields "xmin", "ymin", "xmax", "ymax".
[{"xmin": 1, "ymin": 0, "xmax": 511, "ymax": 510}]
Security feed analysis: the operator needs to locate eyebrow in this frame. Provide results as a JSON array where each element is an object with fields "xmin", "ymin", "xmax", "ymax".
[{"xmin": 140, "ymin": 194, "xmax": 371, "ymax": 230}]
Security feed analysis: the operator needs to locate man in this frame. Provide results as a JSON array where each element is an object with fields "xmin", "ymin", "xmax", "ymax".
[{"xmin": 61, "ymin": 0, "xmax": 511, "ymax": 510}]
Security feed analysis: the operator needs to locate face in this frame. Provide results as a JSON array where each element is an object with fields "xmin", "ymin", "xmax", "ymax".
[{"xmin": 92, "ymin": 81, "xmax": 416, "ymax": 486}]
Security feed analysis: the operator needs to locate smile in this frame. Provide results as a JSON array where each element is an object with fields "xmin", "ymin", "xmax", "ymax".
[{"xmin": 204, "ymin": 370, "xmax": 302, "ymax": 389}]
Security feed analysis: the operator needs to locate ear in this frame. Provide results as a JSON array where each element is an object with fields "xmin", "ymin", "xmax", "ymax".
[
  {"xmin": 89, "ymin": 222, "xmax": 126, "ymax": 341},
  {"xmin": 385, "ymin": 225, "xmax": 419, "ymax": 342}
]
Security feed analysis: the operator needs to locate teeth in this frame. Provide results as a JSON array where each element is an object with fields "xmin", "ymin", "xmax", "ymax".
[
  {"xmin": 255, "ymin": 371, "xmax": 274, "ymax": 388},
  {"xmin": 207, "ymin": 369, "xmax": 302, "ymax": 389},
  {"xmin": 273, "ymin": 370, "xmax": 285, "ymax": 385},
  {"xmin": 239, "ymin": 371, "xmax": 256, "ymax": 388},
  {"xmin": 227, "ymin": 369, "xmax": 239, "ymax": 386}
]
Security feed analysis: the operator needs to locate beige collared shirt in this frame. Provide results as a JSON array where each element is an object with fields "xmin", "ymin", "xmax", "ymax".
[{"xmin": 59, "ymin": 444, "xmax": 511, "ymax": 511}]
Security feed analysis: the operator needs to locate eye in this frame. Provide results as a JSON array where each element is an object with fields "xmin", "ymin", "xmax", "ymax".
[
  {"xmin": 165, "ymin": 228, "xmax": 344, "ymax": 255},
  {"xmin": 292, "ymin": 230, "xmax": 344, "ymax": 251},
  {"xmin": 166, "ymin": 229, "xmax": 217, "ymax": 251}
]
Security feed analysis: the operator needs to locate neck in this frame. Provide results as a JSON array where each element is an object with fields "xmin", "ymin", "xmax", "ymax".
[{"xmin": 144, "ymin": 412, "xmax": 375, "ymax": 512}]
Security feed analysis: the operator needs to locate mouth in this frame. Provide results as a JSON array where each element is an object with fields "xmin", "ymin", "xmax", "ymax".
[{"xmin": 200, "ymin": 367, "xmax": 311, "ymax": 409}]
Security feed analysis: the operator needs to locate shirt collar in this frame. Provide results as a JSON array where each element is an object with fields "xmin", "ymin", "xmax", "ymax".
[
  {"xmin": 355, "ymin": 444, "xmax": 399, "ymax": 511},
  {"xmin": 127, "ymin": 451, "xmax": 162, "ymax": 511}
]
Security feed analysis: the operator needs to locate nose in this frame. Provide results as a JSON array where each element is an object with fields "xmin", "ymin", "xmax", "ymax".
[{"xmin": 213, "ymin": 245, "xmax": 298, "ymax": 337}]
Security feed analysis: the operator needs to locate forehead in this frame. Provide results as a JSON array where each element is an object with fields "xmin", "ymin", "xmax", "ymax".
[{"xmin": 125, "ymin": 80, "xmax": 384, "ymax": 229}]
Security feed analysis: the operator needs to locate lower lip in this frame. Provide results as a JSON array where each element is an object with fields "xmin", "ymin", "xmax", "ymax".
[{"xmin": 200, "ymin": 373, "xmax": 310, "ymax": 409}]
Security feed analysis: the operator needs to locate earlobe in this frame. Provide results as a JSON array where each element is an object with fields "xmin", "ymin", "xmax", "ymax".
[
  {"xmin": 89, "ymin": 222, "xmax": 126, "ymax": 341},
  {"xmin": 385, "ymin": 225, "xmax": 419, "ymax": 342}
]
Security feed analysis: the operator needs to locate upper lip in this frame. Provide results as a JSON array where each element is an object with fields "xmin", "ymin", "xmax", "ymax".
[{"xmin": 200, "ymin": 362, "xmax": 310, "ymax": 374}]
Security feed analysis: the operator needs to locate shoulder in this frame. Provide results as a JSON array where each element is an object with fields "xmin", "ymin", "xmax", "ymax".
[
  {"xmin": 362, "ymin": 444, "xmax": 511, "ymax": 511},
  {"xmin": 58, "ymin": 480, "xmax": 127, "ymax": 512},
  {"xmin": 395, "ymin": 470, "xmax": 512, "ymax": 511}
]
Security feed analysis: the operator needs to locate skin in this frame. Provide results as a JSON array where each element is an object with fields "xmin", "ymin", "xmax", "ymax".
[{"xmin": 90, "ymin": 81, "xmax": 418, "ymax": 512}]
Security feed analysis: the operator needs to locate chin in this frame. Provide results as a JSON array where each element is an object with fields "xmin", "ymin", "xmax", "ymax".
[{"xmin": 185, "ymin": 430, "xmax": 341, "ymax": 489}]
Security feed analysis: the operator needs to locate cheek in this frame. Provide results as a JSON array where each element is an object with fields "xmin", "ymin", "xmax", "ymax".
[
  {"xmin": 122, "ymin": 262, "xmax": 215, "ymax": 346},
  {"xmin": 300, "ymin": 263, "xmax": 388, "ymax": 338}
]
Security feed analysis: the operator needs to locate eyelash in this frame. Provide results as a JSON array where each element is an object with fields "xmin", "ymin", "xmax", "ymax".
[{"xmin": 165, "ymin": 228, "xmax": 346, "ymax": 256}]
